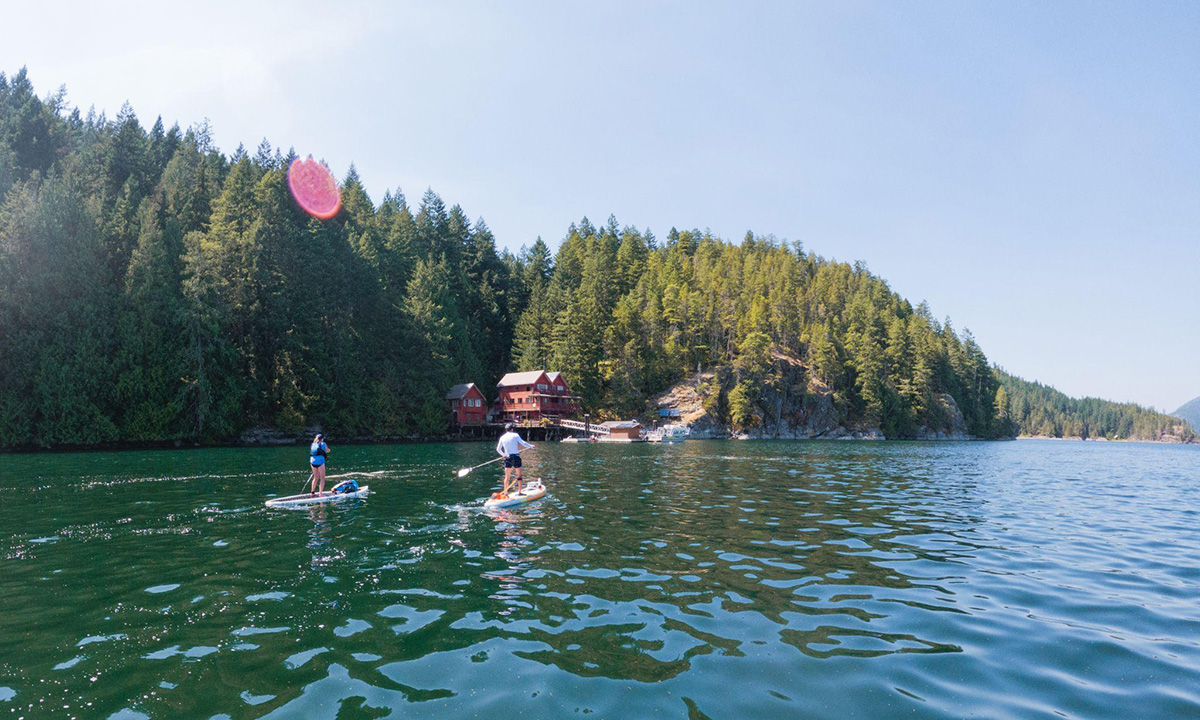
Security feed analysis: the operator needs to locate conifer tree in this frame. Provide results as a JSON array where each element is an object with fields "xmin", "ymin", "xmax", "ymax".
[{"xmin": 114, "ymin": 196, "xmax": 188, "ymax": 440}]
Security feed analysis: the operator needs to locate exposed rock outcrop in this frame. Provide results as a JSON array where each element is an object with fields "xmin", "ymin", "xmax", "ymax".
[
  {"xmin": 915, "ymin": 393, "xmax": 970, "ymax": 440},
  {"xmin": 649, "ymin": 371, "xmax": 729, "ymax": 438},
  {"xmin": 648, "ymin": 362, "xmax": 973, "ymax": 440},
  {"xmin": 649, "ymin": 358, "xmax": 891, "ymax": 440}
]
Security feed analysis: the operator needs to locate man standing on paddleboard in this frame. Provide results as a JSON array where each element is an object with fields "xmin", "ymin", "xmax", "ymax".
[
  {"xmin": 309, "ymin": 433, "xmax": 330, "ymax": 495},
  {"xmin": 496, "ymin": 423, "xmax": 533, "ymax": 498}
]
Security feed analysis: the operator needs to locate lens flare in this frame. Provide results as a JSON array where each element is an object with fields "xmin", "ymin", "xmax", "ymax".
[{"xmin": 287, "ymin": 156, "xmax": 341, "ymax": 219}]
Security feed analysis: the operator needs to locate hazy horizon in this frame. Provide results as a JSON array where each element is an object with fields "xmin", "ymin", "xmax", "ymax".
[{"xmin": 4, "ymin": 1, "xmax": 1197, "ymax": 411}]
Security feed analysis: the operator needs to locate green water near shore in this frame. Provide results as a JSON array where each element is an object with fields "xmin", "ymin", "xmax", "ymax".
[{"xmin": 2, "ymin": 440, "xmax": 1198, "ymax": 719}]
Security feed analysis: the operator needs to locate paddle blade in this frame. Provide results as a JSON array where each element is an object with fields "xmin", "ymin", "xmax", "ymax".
[{"xmin": 457, "ymin": 468, "xmax": 471, "ymax": 478}]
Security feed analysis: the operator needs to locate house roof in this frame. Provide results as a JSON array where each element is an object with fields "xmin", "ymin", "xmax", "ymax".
[
  {"xmin": 497, "ymin": 371, "xmax": 549, "ymax": 387},
  {"xmin": 445, "ymin": 383, "xmax": 479, "ymax": 400},
  {"xmin": 600, "ymin": 420, "xmax": 642, "ymax": 429},
  {"xmin": 547, "ymin": 372, "xmax": 562, "ymax": 383}
]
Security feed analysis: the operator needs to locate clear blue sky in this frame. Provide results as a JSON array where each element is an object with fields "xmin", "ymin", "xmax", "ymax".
[{"xmin": 6, "ymin": 1, "xmax": 1198, "ymax": 411}]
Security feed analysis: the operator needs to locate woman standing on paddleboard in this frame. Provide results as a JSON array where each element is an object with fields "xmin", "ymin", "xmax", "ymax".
[{"xmin": 309, "ymin": 434, "xmax": 329, "ymax": 495}]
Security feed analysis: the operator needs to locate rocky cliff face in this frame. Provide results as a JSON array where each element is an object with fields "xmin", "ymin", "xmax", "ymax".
[
  {"xmin": 741, "ymin": 359, "xmax": 884, "ymax": 439},
  {"xmin": 648, "ymin": 371, "xmax": 728, "ymax": 438},
  {"xmin": 648, "ymin": 364, "xmax": 972, "ymax": 441},
  {"xmin": 916, "ymin": 394, "xmax": 970, "ymax": 440}
]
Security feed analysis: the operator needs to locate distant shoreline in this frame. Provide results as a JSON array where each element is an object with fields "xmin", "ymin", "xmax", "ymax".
[
  {"xmin": 2, "ymin": 431, "xmax": 1193, "ymax": 455},
  {"xmin": 1016, "ymin": 434, "xmax": 1195, "ymax": 445}
]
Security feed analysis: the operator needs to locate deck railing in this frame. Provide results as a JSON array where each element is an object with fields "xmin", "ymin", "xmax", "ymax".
[{"xmin": 557, "ymin": 419, "xmax": 610, "ymax": 435}]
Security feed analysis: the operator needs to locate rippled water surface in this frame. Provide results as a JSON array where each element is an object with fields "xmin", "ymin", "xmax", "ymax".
[{"xmin": 2, "ymin": 440, "xmax": 1199, "ymax": 719}]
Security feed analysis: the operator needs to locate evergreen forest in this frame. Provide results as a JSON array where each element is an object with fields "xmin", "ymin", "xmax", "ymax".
[
  {"xmin": 997, "ymin": 371, "xmax": 1194, "ymax": 442},
  {"xmin": 0, "ymin": 69, "xmax": 1191, "ymax": 448}
]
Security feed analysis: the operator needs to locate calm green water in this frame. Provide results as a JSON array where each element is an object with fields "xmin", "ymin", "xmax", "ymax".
[{"xmin": 2, "ymin": 440, "xmax": 1199, "ymax": 719}]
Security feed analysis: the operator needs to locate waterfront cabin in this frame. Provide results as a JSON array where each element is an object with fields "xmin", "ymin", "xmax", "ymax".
[
  {"xmin": 445, "ymin": 383, "xmax": 488, "ymax": 426},
  {"xmin": 598, "ymin": 420, "xmax": 644, "ymax": 442},
  {"xmin": 496, "ymin": 370, "xmax": 581, "ymax": 424}
]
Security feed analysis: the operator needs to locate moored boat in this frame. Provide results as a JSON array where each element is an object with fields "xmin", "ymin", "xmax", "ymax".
[{"xmin": 647, "ymin": 423, "xmax": 690, "ymax": 443}]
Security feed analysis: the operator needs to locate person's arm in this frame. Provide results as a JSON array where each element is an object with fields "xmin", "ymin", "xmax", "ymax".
[
  {"xmin": 519, "ymin": 437, "xmax": 534, "ymax": 451},
  {"xmin": 496, "ymin": 436, "xmax": 506, "ymax": 456}
]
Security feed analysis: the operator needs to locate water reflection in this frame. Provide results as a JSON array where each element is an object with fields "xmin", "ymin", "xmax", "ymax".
[
  {"xmin": 484, "ymin": 504, "xmax": 544, "ymax": 615},
  {"xmin": 306, "ymin": 503, "xmax": 340, "ymax": 568}
]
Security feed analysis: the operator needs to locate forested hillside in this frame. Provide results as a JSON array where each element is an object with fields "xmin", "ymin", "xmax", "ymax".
[
  {"xmin": 0, "ymin": 68, "xmax": 1185, "ymax": 448},
  {"xmin": 997, "ymin": 371, "xmax": 1195, "ymax": 442},
  {"xmin": 1174, "ymin": 396, "xmax": 1200, "ymax": 432},
  {"xmin": 514, "ymin": 222, "xmax": 1009, "ymax": 439},
  {"xmin": 0, "ymin": 68, "xmax": 517, "ymax": 446}
]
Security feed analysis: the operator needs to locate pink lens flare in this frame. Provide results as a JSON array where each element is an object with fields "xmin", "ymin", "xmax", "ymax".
[{"xmin": 287, "ymin": 156, "xmax": 341, "ymax": 219}]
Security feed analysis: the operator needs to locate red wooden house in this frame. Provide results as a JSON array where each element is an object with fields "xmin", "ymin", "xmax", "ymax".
[
  {"xmin": 496, "ymin": 370, "xmax": 580, "ymax": 424},
  {"xmin": 446, "ymin": 383, "xmax": 488, "ymax": 426}
]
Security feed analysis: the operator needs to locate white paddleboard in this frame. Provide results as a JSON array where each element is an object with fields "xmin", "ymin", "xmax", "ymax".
[
  {"xmin": 483, "ymin": 480, "xmax": 546, "ymax": 509},
  {"xmin": 265, "ymin": 486, "xmax": 369, "ymax": 508}
]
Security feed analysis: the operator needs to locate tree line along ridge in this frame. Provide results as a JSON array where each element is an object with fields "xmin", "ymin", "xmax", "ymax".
[{"xmin": 0, "ymin": 68, "xmax": 1191, "ymax": 448}]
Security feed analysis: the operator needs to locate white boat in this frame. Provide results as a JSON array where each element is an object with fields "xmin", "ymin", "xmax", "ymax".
[
  {"xmin": 647, "ymin": 423, "xmax": 690, "ymax": 443},
  {"xmin": 265, "ymin": 484, "xmax": 369, "ymax": 508},
  {"xmin": 483, "ymin": 479, "xmax": 546, "ymax": 508}
]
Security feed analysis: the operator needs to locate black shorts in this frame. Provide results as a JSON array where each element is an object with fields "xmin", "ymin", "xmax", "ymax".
[{"xmin": 504, "ymin": 454, "xmax": 522, "ymax": 469}]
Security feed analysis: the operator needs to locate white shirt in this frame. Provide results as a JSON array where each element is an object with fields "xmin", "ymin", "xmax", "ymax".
[{"xmin": 497, "ymin": 431, "xmax": 533, "ymax": 456}]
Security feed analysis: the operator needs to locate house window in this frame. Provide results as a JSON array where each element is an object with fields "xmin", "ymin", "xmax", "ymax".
[{"xmin": 537, "ymin": 383, "xmax": 547, "ymax": 390}]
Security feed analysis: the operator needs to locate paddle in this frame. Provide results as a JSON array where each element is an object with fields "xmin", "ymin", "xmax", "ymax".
[
  {"xmin": 456, "ymin": 455, "xmax": 505, "ymax": 478},
  {"xmin": 301, "ymin": 472, "xmax": 314, "ymax": 493},
  {"xmin": 456, "ymin": 447, "xmax": 531, "ymax": 478}
]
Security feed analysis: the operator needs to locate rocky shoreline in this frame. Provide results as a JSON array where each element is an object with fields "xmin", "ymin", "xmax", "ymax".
[{"xmin": 648, "ymin": 370, "xmax": 980, "ymax": 442}]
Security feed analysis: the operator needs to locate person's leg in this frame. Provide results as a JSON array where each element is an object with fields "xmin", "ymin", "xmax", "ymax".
[
  {"xmin": 316, "ymin": 464, "xmax": 326, "ymax": 494},
  {"xmin": 310, "ymin": 467, "xmax": 318, "ymax": 494},
  {"xmin": 502, "ymin": 464, "xmax": 512, "ymax": 496}
]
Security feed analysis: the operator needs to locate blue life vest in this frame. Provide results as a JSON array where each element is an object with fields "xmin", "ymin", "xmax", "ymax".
[{"xmin": 310, "ymin": 441, "xmax": 327, "ymax": 466}]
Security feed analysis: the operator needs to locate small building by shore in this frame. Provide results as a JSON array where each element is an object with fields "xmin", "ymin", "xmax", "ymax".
[
  {"xmin": 445, "ymin": 383, "xmax": 488, "ymax": 427},
  {"xmin": 598, "ymin": 420, "xmax": 644, "ymax": 442}
]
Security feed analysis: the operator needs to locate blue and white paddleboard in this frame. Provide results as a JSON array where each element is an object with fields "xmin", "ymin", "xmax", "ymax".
[{"xmin": 265, "ymin": 485, "xmax": 369, "ymax": 508}]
